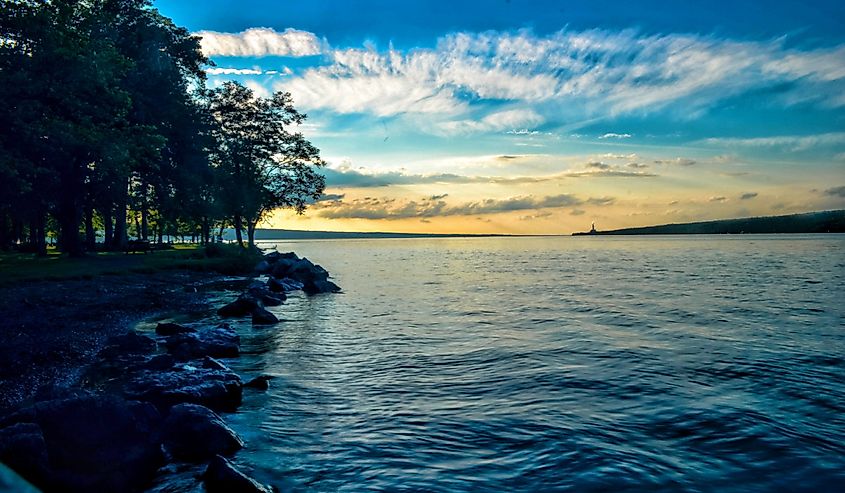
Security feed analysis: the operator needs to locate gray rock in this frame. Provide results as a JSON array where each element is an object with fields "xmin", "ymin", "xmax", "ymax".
[
  {"xmin": 0, "ymin": 423, "xmax": 49, "ymax": 488},
  {"xmin": 155, "ymin": 322, "xmax": 195, "ymax": 336},
  {"xmin": 0, "ymin": 462, "xmax": 42, "ymax": 493},
  {"xmin": 244, "ymin": 376, "xmax": 273, "ymax": 391},
  {"xmin": 0, "ymin": 395, "xmax": 163, "ymax": 493},
  {"xmin": 251, "ymin": 307, "xmax": 279, "ymax": 325},
  {"xmin": 165, "ymin": 326, "xmax": 240, "ymax": 361},
  {"xmin": 142, "ymin": 354, "xmax": 176, "ymax": 371},
  {"xmin": 254, "ymin": 260, "xmax": 271, "ymax": 274},
  {"xmin": 303, "ymin": 279, "xmax": 342, "ymax": 295},
  {"xmin": 124, "ymin": 364, "xmax": 242, "ymax": 412},
  {"xmin": 218, "ymin": 296, "xmax": 259, "ymax": 318},
  {"xmin": 163, "ymin": 404, "xmax": 243, "ymax": 462},
  {"xmin": 203, "ymin": 455, "xmax": 272, "ymax": 493},
  {"xmin": 97, "ymin": 331, "xmax": 156, "ymax": 358}
]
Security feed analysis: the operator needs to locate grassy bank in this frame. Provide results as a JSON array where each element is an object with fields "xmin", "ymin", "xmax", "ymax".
[{"xmin": 0, "ymin": 244, "xmax": 262, "ymax": 285}]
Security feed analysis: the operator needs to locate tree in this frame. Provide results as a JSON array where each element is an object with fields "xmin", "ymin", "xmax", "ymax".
[{"xmin": 207, "ymin": 82, "xmax": 325, "ymax": 248}]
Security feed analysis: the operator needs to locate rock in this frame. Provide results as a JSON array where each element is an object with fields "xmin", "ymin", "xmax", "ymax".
[
  {"xmin": 203, "ymin": 455, "xmax": 272, "ymax": 493},
  {"xmin": 274, "ymin": 278, "xmax": 304, "ymax": 292},
  {"xmin": 163, "ymin": 404, "xmax": 243, "ymax": 462},
  {"xmin": 266, "ymin": 277, "xmax": 285, "ymax": 293},
  {"xmin": 142, "ymin": 354, "xmax": 176, "ymax": 371},
  {"xmin": 302, "ymin": 279, "xmax": 342, "ymax": 295},
  {"xmin": 251, "ymin": 307, "xmax": 279, "ymax": 325},
  {"xmin": 0, "ymin": 423, "xmax": 49, "ymax": 487},
  {"xmin": 0, "ymin": 462, "xmax": 42, "ymax": 493},
  {"xmin": 264, "ymin": 251, "xmax": 297, "ymax": 264},
  {"xmin": 124, "ymin": 364, "xmax": 242, "ymax": 412},
  {"xmin": 97, "ymin": 331, "xmax": 156, "ymax": 358},
  {"xmin": 1, "ymin": 395, "xmax": 164, "ymax": 493},
  {"xmin": 269, "ymin": 258, "xmax": 297, "ymax": 279},
  {"xmin": 254, "ymin": 260, "xmax": 271, "ymax": 274},
  {"xmin": 202, "ymin": 356, "xmax": 229, "ymax": 371},
  {"xmin": 288, "ymin": 258, "xmax": 329, "ymax": 283},
  {"xmin": 258, "ymin": 294, "xmax": 284, "ymax": 307},
  {"xmin": 155, "ymin": 322, "xmax": 195, "ymax": 336},
  {"xmin": 244, "ymin": 376, "xmax": 272, "ymax": 391},
  {"xmin": 218, "ymin": 296, "xmax": 259, "ymax": 318},
  {"xmin": 165, "ymin": 326, "xmax": 240, "ymax": 361}
]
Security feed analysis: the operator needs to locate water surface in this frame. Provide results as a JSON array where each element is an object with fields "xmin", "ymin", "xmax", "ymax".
[{"xmin": 222, "ymin": 235, "xmax": 844, "ymax": 491}]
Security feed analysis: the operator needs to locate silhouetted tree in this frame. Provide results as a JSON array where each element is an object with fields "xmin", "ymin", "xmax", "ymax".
[{"xmin": 207, "ymin": 82, "xmax": 325, "ymax": 248}]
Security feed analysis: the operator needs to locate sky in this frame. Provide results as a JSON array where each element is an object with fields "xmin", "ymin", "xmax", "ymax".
[{"xmin": 155, "ymin": 0, "xmax": 845, "ymax": 234}]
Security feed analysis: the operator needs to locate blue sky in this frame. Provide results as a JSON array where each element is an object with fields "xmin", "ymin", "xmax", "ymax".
[{"xmin": 155, "ymin": 0, "xmax": 845, "ymax": 233}]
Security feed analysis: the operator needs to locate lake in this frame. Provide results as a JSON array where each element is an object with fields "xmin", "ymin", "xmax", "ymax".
[{"xmin": 213, "ymin": 235, "xmax": 844, "ymax": 491}]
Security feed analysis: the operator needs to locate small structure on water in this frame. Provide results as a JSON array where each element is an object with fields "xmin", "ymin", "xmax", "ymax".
[{"xmin": 572, "ymin": 221, "xmax": 600, "ymax": 236}]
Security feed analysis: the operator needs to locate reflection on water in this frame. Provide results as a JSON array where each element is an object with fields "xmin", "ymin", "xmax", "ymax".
[{"xmin": 218, "ymin": 235, "xmax": 844, "ymax": 492}]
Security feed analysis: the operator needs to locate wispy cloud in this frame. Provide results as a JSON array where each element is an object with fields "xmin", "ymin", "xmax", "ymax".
[
  {"xmin": 313, "ymin": 193, "xmax": 614, "ymax": 219},
  {"xmin": 739, "ymin": 192, "xmax": 758, "ymax": 200},
  {"xmin": 599, "ymin": 133, "xmax": 632, "ymax": 139},
  {"xmin": 823, "ymin": 186, "xmax": 845, "ymax": 198},
  {"xmin": 255, "ymin": 28, "xmax": 845, "ymax": 129},
  {"xmin": 206, "ymin": 67, "xmax": 263, "ymax": 75},
  {"xmin": 197, "ymin": 28, "xmax": 323, "ymax": 57},
  {"xmin": 699, "ymin": 132, "xmax": 845, "ymax": 151}
]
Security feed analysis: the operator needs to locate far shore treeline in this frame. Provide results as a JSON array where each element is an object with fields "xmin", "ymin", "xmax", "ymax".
[{"xmin": 0, "ymin": 0, "xmax": 326, "ymax": 257}]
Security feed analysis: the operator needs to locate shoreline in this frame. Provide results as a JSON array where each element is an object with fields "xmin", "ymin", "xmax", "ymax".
[{"xmin": 0, "ymin": 250, "xmax": 340, "ymax": 492}]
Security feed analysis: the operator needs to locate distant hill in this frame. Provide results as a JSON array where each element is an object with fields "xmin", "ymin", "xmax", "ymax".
[
  {"xmin": 228, "ymin": 229, "xmax": 516, "ymax": 240},
  {"xmin": 574, "ymin": 210, "xmax": 845, "ymax": 235}
]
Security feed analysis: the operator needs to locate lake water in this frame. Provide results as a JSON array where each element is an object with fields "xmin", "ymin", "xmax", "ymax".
[{"xmin": 217, "ymin": 235, "xmax": 844, "ymax": 492}]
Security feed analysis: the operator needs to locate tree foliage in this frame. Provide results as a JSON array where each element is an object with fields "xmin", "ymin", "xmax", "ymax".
[{"xmin": 0, "ymin": 0, "xmax": 325, "ymax": 255}]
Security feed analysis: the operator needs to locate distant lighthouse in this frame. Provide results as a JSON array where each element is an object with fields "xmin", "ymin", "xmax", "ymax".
[{"xmin": 590, "ymin": 221, "xmax": 596, "ymax": 233}]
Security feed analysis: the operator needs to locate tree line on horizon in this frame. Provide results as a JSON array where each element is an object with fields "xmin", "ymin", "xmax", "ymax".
[{"xmin": 0, "ymin": 0, "xmax": 326, "ymax": 256}]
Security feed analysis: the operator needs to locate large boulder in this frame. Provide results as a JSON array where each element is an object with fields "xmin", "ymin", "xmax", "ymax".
[
  {"xmin": 165, "ymin": 325, "xmax": 240, "ymax": 361},
  {"xmin": 265, "ymin": 277, "xmax": 286, "ymax": 293},
  {"xmin": 123, "ymin": 364, "xmax": 242, "ymax": 412},
  {"xmin": 287, "ymin": 258, "xmax": 329, "ymax": 283},
  {"xmin": 163, "ymin": 404, "xmax": 243, "ymax": 462},
  {"xmin": 97, "ymin": 331, "xmax": 156, "ymax": 358},
  {"xmin": 0, "ymin": 423, "xmax": 49, "ymax": 487},
  {"xmin": 251, "ymin": 307, "xmax": 279, "ymax": 325},
  {"xmin": 0, "ymin": 462, "xmax": 42, "ymax": 493},
  {"xmin": 0, "ymin": 395, "xmax": 164, "ymax": 493},
  {"xmin": 302, "ymin": 279, "xmax": 342, "ymax": 295},
  {"xmin": 155, "ymin": 322, "xmax": 195, "ymax": 336},
  {"xmin": 203, "ymin": 455, "xmax": 273, "ymax": 493},
  {"xmin": 217, "ymin": 296, "xmax": 259, "ymax": 317}
]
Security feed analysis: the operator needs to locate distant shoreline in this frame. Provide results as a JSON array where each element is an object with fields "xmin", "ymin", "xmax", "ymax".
[{"xmin": 572, "ymin": 210, "xmax": 845, "ymax": 236}]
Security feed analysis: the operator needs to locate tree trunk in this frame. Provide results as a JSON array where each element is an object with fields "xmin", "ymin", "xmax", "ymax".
[
  {"xmin": 247, "ymin": 220, "xmax": 256, "ymax": 249},
  {"xmin": 202, "ymin": 217, "xmax": 210, "ymax": 245},
  {"xmin": 34, "ymin": 212, "xmax": 47, "ymax": 257},
  {"xmin": 103, "ymin": 206, "xmax": 113, "ymax": 248},
  {"xmin": 84, "ymin": 207, "xmax": 96, "ymax": 250},
  {"xmin": 113, "ymin": 179, "xmax": 128, "ymax": 250},
  {"xmin": 233, "ymin": 214, "xmax": 244, "ymax": 247},
  {"xmin": 58, "ymin": 204, "xmax": 84, "ymax": 257}
]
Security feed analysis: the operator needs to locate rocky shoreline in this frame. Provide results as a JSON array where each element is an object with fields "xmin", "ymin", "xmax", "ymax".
[{"xmin": 0, "ymin": 251, "xmax": 340, "ymax": 492}]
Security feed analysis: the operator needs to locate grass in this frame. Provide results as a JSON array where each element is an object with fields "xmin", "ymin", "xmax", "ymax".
[{"xmin": 0, "ymin": 243, "xmax": 263, "ymax": 285}]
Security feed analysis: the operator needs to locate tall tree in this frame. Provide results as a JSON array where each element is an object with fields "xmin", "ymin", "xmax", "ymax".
[{"xmin": 207, "ymin": 82, "xmax": 326, "ymax": 248}]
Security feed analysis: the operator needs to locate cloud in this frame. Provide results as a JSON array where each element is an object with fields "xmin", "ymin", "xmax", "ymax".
[
  {"xmin": 196, "ymin": 28, "xmax": 323, "ymax": 57},
  {"xmin": 823, "ymin": 186, "xmax": 845, "ymax": 198},
  {"xmin": 566, "ymin": 162, "xmax": 657, "ymax": 178},
  {"xmin": 245, "ymin": 27, "xmax": 845, "ymax": 132},
  {"xmin": 314, "ymin": 193, "xmax": 614, "ymax": 219},
  {"xmin": 739, "ymin": 192, "xmax": 758, "ymax": 200},
  {"xmin": 627, "ymin": 162, "xmax": 649, "ymax": 169},
  {"xmin": 709, "ymin": 196, "xmax": 728, "ymax": 202},
  {"xmin": 439, "ymin": 109, "xmax": 544, "ymax": 135},
  {"xmin": 206, "ymin": 67, "xmax": 263, "ymax": 75},
  {"xmin": 570, "ymin": 209, "xmax": 586, "ymax": 216},
  {"xmin": 653, "ymin": 158, "xmax": 697, "ymax": 166},
  {"xmin": 699, "ymin": 132, "xmax": 845, "ymax": 152}
]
